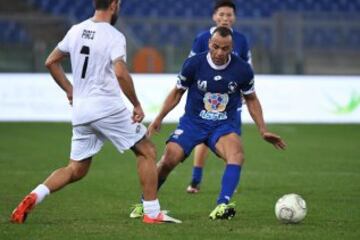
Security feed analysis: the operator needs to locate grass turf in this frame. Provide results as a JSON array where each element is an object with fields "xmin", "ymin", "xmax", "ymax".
[{"xmin": 0, "ymin": 123, "xmax": 359, "ymax": 239}]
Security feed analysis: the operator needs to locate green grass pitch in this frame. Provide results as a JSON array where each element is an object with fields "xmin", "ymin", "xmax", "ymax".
[{"xmin": 0, "ymin": 123, "xmax": 359, "ymax": 239}]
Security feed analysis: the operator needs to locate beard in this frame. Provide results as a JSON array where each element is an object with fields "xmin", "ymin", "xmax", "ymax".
[{"xmin": 110, "ymin": 13, "xmax": 118, "ymax": 26}]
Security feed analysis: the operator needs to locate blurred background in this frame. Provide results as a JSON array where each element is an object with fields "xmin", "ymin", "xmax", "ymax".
[{"xmin": 1, "ymin": 0, "xmax": 360, "ymax": 75}]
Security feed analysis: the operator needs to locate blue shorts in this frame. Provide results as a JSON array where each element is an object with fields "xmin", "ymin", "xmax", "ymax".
[{"xmin": 167, "ymin": 116, "xmax": 241, "ymax": 157}]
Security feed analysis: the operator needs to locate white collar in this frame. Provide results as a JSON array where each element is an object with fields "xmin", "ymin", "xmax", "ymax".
[{"xmin": 206, "ymin": 52, "xmax": 231, "ymax": 70}]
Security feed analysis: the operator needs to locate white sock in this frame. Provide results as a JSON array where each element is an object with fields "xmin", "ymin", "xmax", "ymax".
[
  {"xmin": 143, "ymin": 199, "xmax": 161, "ymax": 218},
  {"xmin": 31, "ymin": 184, "xmax": 50, "ymax": 205}
]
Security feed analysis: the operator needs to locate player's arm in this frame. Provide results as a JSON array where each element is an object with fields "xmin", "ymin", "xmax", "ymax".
[
  {"xmin": 243, "ymin": 92, "xmax": 266, "ymax": 133},
  {"xmin": 45, "ymin": 48, "xmax": 73, "ymax": 105},
  {"xmin": 156, "ymin": 86, "xmax": 185, "ymax": 121},
  {"xmin": 148, "ymin": 87, "xmax": 186, "ymax": 136},
  {"xmin": 113, "ymin": 59, "xmax": 144, "ymax": 123},
  {"xmin": 244, "ymin": 92, "xmax": 286, "ymax": 150},
  {"xmin": 113, "ymin": 59, "xmax": 140, "ymax": 107}
]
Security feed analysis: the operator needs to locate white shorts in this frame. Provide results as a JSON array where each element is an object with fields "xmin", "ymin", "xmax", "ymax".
[{"xmin": 70, "ymin": 109, "xmax": 147, "ymax": 161}]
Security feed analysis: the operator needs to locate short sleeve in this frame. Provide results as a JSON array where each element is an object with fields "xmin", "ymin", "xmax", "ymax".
[
  {"xmin": 57, "ymin": 26, "xmax": 74, "ymax": 53},
  {"xmin": 189, "ymin": 35, "xmax": 202, "ymax": 57},
  {"xmin": 240, "ymin": 37, "xmax": 252, "ymax": 65},
  {"xmin": 246, "ymin": 50, "xmax": 253, "ymax": 66},
  {"xmin": 176, "ymin": 58, "xmax": 196, "ymax": 90},
  {"xmin": 189, "ymin": 31, "xmax": 209, "ymax": 57},
  {"xmin": 240, "ymin": 65, "xmax": 255, "ymax": 95},
  {"xmin": 110, "ymin": 34, "xmax": 127, "ymax": 63}
]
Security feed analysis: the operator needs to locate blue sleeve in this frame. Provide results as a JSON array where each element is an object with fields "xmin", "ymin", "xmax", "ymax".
[
  {"xmin": 177, "ymin": 57, "xmax": 196, "ymax": 89},
  {"xmin": 240, "ymin": 64, "xmax": 255, "ymax": 95},
  {"xmin": 192, "ymin": 35, "xmax": 202, "ymax": 53},
  {"xmin": 189, "ymin": 32, "xmax": 210, "ymax": 57},
  {"xmin": 240, "ymin": 37, "xmax": 251, "ymax": 63}
]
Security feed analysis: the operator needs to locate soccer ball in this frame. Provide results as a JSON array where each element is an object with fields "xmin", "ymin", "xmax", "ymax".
[{"xmin": 275, "ymin": 193, "xmax": 307, "ymax": 223}]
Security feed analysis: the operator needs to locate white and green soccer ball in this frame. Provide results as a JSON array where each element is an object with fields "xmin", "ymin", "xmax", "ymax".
[{"xmin": 275, "ymin": 193, "xmax": 307, "ymax": 224}]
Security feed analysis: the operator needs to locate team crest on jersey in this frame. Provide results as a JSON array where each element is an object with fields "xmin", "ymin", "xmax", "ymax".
[
  {"xmin": 135, "ymin": 125, "xmax": 141, "ymax": 133},
  {"xmin": 214, "ymin": 75, "xmax": 222, "ymax": 81},
  {"xmin": 228, "ymin": 81, "xmax": 238, "ymax": 94},
  {"xmin": 203, "ymin": 92, "xmax": 229, "ymax": 112},
  {"xmin": 200, "ymin": 92, "xmax": 229, "ymax": 120}
]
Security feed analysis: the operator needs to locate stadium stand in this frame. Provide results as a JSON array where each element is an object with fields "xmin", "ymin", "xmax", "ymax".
[
  {"xmin": 0, "ymin": 0, "xmax": 359, "ymax": 73},
  {"xmin": 0, "ymin": 21, "xmax": 31, "ymax": 44},
  {"xmin": 27, "ymin": 0, "xmax": 360, "ymax": 19},
  {"xmin": 26, "ymin": 0, "xmax": 360, "ymax": 49}
]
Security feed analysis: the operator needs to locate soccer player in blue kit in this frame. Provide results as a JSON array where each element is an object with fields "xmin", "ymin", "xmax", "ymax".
[
  {"xmin": 187, "ymin": 0, "xmax": 252, "ymax": 193},
  {"xmin": 142, "ymin": 26, "xmax": 286, "ymax": 220}
]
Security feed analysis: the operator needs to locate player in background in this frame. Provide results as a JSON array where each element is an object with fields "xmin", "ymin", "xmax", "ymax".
[
  {"xmin": 131, "ymin": 27, "xmax": 286, "ymax": 220},
  {"xmin": 10, "ymin": 0, "xmax": 180, "ymax": 224},
  {"xmin": 187, "ymin": 0, "xmax": 252, "ymax": 194}
]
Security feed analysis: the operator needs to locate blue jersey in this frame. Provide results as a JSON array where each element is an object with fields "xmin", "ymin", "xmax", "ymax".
[
  {"xmin": 177, "ymin": 52, "xmax": 254, "ymax": 127},
  {"xmin": 189, "ymin": 27, "xmax": 251, "ymax": 64}
]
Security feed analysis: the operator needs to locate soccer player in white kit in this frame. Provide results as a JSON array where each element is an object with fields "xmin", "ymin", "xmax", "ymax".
[{"xmin": 10, "ymin": 0, "xmax": 180, "ymax": 224}]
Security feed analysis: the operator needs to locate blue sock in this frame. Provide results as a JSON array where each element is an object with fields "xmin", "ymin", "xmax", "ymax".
[
  {"xmin": 217, "ymin": 164, "xmax": 241, "ymax": 205},
  {"xmin": 191, "ymin": 166, "xmax": 203, "ymax": 186}
]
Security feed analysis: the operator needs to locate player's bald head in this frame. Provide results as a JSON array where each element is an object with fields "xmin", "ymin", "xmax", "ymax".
[{"xmin": 211, "ymin": 26, "xmax": 233, "ymax": 40}]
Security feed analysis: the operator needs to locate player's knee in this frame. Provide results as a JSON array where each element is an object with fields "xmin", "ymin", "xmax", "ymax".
[
  {"xmin": 72, "ymin": 168, "xmax": 87, "ymax": 181},
  {"xmin": 227, "ymin": 151, "xmax": 244, "ymax": 165},
  {"xmin": 68, "ymin": 163, "xmax": 89, "ymax": 182},
  {"xmin": 160, "ymin": 151, "xmax": 180, "ymax": 170},
  {"xmin": 134, "ymin": 138, "xmax": 157, "ymax": 161},
  {"xmin": 238, "ymin": 153, "xmax": 245, "ymax": 165},
  {"xmin": 157, "ymin": 158, "xmax": 176, "ymax": 173},
  {"xmin": 145, "ymin": 141, "xmax": 157, "ymax": 161}
]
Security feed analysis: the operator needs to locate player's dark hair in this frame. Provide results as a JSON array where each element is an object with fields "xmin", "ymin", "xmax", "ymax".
[
  {"xmin": 212, "ymin": 26, "xmax": 233, "ymax": 38},
  {"xmin": 214, "ymin": 0, "xmax": 236, "ymax": 14},
  {"xmin": 93, "ymin": 0, "xmax": 119, "ymax": 10}
]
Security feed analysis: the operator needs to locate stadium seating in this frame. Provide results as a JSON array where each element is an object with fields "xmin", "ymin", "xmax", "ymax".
[
  {"xmin": 27, "ymin": 0, "xmax": 360, "ymax": 19},
  {"xmin": 0, "ymin": 20, "xmax": 31, "ymax": 44},
  {"xmin": 26, "ymin": 0, "xmax": 360, "ymax": 48}
]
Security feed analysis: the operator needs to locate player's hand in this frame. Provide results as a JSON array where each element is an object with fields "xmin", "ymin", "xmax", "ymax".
[
  {"xmin": 147, "ymin": 117, "xmax": 162, "ymax": 137},
  {"xmin": 66, "ymin": 90, "xmax": 73, "ymax": 106},
  {"xmin": 132, "ymin": 105, "xmax": 145, "ymax": 123},
  {"xmin": 262, "ymin": 132, "xmax": 286, "ymax": 150}
]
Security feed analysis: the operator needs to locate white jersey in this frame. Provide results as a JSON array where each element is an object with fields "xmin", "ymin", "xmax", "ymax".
[{"xmin": 58, "ymin": 19, "xmax": 127, "ymax": 125}]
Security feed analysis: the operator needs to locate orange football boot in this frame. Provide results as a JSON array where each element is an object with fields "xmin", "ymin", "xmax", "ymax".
[
  {"xmin": 143, "ymin": 212, "xmax": 182, "ymax": 224},
  {"xmin": 11, "ymin": 193, "xmax": 37, "ymax": 224}
]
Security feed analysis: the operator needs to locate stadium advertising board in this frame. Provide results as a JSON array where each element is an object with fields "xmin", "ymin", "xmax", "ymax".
[{"xmin": 0, "ymin": 74, "xmax": 359, "ymax": 123}]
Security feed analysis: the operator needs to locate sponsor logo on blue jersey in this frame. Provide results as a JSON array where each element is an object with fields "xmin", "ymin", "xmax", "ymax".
[
  {"xmin": 199, "ymin": 110, "xmax": 228, "ymax": 121},
  {"xmin": 214, "ymin": 75, "xmax": 222, "ymax": 81}
]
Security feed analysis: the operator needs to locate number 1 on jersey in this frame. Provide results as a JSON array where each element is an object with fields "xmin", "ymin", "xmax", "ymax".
[{"xmin": 80, "ymin": 46, "xmax": 90, "ymax": 79}]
